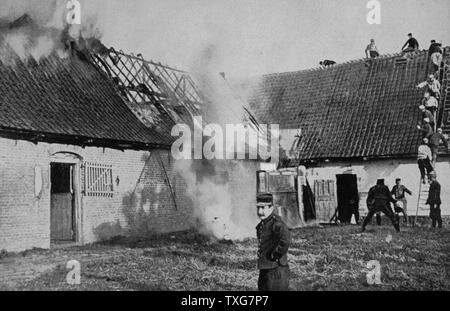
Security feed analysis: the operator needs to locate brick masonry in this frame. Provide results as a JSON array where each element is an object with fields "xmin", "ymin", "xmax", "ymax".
[
  {"xmin": 307, "ymin": 158, "xmax": 450, "ymax": 217},
  {"xmin": 0, "ymin": 137, "xmax": 194, "ymax": 252}
]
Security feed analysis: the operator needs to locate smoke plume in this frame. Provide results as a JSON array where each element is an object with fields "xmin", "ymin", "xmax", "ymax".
[
  {"xmin": 175, "ymin": 159, "xmax": 259, "ymax": 241},
  {"xmin": 0, "ymin": 0, "xmax": 103, "ymax": 61},
  {"xmin": 173, "ymin": 41, "xmax": 263, "ymax": 241}
]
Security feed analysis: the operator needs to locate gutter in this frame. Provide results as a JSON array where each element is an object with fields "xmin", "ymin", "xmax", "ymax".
[{"xmin": 0, "ymin": 127, "xmax": 171, "ymax": 152}]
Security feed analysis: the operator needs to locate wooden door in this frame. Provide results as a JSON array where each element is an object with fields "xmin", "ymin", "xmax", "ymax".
[
  {"xmin": 314, "ymin": 179, "xmax": 336, "ymax": 222},
  {"xmin": 51, "ymin": 193, "xmax": 73, "ymax": 240},
  {"xmin": 267, "ymin": 170, "xmax": 303, "ymax": 228},
  {"xmin": 50, "ymin": 164, "xmax": 74, "ymax": 241}
]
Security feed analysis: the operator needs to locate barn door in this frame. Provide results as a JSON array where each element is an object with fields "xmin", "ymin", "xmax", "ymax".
[
  {"xmin": 257, "ymin": 170, "xmax": 303, "ymax": 228},
  {"xmin": 50, "ymin": 163, "xmax": 75, "ymax": 241},
  {"xmin": 314, "ymin": 179, "xmax": 336, "ymax": 222}
]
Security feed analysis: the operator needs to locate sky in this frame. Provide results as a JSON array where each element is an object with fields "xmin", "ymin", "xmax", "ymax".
[{"xmin": 2, "ymin": 0, "xmax": 450, "ymax": 79}]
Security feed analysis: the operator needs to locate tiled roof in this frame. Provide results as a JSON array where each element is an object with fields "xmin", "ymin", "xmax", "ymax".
[
  {"xmin": 249, "ymin": 51, "xmax": 431, "ymax": 161},
  {"xmin": 0, "ymin": 45, "xmax": 172, "ymax": 149}
]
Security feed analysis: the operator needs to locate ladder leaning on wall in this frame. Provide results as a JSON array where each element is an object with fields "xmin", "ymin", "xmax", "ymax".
[
  {"xmin": 437, "ymin": 47, "xmax": 450, "ymax": 140},
  {"xmin": 414, "ymin": 179, "xmax": 430, "ymax": 226},
  {"xmin": 414, "ymin": 47, "xmax": 450, "ymax": 226}
]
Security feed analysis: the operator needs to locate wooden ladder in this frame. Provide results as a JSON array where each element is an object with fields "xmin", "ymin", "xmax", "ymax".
[
  {"xmin": 414, "ymin": 179, "xmax": 430, "ymax": 226},
  {"xmin": 437, "ymin": 47, "xmax": 450, "ymax": 138}
]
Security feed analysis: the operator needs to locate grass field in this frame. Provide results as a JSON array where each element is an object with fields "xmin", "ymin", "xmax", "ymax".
[{"xmin": 2, "ymin": 224, "xmax": 449, "ymax": 291}]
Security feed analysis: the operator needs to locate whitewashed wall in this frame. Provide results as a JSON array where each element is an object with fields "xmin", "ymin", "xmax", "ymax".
[{"xmin": 306, "ymin": 157, "xmax": 450, "ymax": 216}]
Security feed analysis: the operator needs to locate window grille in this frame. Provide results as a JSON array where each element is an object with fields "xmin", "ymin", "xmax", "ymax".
[{"xmin": 83, "ymin": 162, "xmax": 113, "ymax": 197}]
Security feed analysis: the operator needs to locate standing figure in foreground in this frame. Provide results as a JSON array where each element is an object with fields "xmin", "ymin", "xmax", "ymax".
[
  {"xmin": 256, "ymin": 193, "xmax": 291, "ymax": 291},
  {"xmin": 362, "ymin": 179, "xmax": 400, "ymax": 232},
  {"xmin": 391, "ymin": 178, "xmax": 412, "ymax": 225},
  {"xmin": 427, "ymin": 172, "xmax": 443, "ymax": 229}
]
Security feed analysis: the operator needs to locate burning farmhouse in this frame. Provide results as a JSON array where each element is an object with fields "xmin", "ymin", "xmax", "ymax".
[
  {"xmin": 0, "ymin": 15, "xmax": 272, "ymax": 252},
  {"xmin": 2, "ymin": 11, "xmax": 450, "ymax": 254}
]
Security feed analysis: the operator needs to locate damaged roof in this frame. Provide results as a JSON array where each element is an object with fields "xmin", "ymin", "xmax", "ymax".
[
  {"xmin": 0, "ymin": 45, "xmax": 172, "ymax": 150},
  {"xmin": 249, "ymin": 51, "xmax": 432, "ymax": 162}
]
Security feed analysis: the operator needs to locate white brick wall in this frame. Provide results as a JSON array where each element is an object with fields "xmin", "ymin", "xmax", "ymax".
[
  {"xmin": 0, "ymin": 137, "xmax": 194, "ymax": 252},
  {"xmin": 307, "ymin": 158, "xmax": 450, "ymax": 217}
]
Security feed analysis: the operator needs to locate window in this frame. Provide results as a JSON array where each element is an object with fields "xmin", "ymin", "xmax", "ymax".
[
  {"xmin": 83, "ymin": 162, "xmax": 113, "ymax": 197},
  {"xmin": 51, "ymin": 163, "xmax": 73, "ymax": 194}
]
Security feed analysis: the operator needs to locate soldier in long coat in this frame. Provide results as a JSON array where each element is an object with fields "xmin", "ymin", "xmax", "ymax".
[
  {"xmin": 256, "ymin": 193, "xmax": 291, "ymax": 291},
  {"xmin": 427, "ymin": 172, "xmax": 443, "ymax": 228}
]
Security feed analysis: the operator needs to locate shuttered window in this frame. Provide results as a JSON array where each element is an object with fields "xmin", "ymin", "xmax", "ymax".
[{"xmin": 83, "ymin": 162, "xmax": 113, "ymax": 197}]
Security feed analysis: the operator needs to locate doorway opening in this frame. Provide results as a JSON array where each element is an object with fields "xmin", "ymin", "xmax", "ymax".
[
  {"xmin": 50, "ymin": 163, "xmax": 76, "ymax": 244},
  {"xmin": 336, "ymin": 174, "xmax": 359, "ymax": 223}
]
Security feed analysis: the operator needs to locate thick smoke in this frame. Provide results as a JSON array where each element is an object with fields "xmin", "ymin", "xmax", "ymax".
[
  {"xmin": 172, "ymin": 42, "xmax": 263, "ymax": 241},
  {"xmin": 175, "ymin": 159, "xmax": 259, "ymax": 241},
  {"xmin": 0, "ymin": 0, "xmax": 103, "ymax": 61}
]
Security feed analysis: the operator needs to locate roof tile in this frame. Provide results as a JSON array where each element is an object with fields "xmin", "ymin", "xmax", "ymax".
[
  {"xmin": 249, "ymin": 52, "xmax": 429, "ymax": 160},
  {"xmin": 0, "ymin": 45, "xmax": 171, "ymax": 148}
]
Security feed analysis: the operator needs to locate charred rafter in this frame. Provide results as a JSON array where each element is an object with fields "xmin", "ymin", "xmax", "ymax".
[{"xmin": 88, "ymin": 47, "xmax": 204, "ymax": 129}]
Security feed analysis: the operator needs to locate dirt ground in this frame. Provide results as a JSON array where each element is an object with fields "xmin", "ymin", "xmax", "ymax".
[{"xmin": 1, "ymin": 224, "xmax": 449, "ymax": 291}]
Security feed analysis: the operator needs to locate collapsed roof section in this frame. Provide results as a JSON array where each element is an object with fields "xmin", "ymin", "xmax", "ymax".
[
  {"xmin": 0, "ymin": 44, "xmax": 171, "ymax": 150},
  {"xmin": 87, "ymin": 46, "xmax": 271, "ymax": 160},
  {"xmin": 88, "ymin": 48, "xmax": 204, "ymax": 133},
  {"xmin": 0, "ymin": 14, "xmax": 270, "ymax": 157}
]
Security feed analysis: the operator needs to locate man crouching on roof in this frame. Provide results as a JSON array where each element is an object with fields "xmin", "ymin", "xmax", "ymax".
[{"xmin": 256, "ymin": 193, "xmax": 291, "ymax": 291}]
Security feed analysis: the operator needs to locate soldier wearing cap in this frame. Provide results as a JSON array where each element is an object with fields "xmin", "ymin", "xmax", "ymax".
[
  {"xmin": 427, "ymin": 172, "xmax": 443, "ymax": 229},
  {"xmin": 362, "ymin": 179, "xmax": 401, "ymax": 232},
  {"xmin": 256, "ymin": 193, "xmax": 291, "ymax": 291}
]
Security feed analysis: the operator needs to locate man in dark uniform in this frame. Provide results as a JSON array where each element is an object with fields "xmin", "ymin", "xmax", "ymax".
[
  {"xmin": 401, "ymin": 33, "xmax": 419, "ymax": 53},
  {"xmin": 256, "ymin": 193, "xmax": 291, "ymax": 291},
  {"xmin": 427, "ymin": 172, "xmax": 443, "ymax": 229},
  {"xmin": 362, "ymin": 179, "xmax": 400, "ymax": 232},
  {"xmin": 428, "ymin": 40, "xmax": 443, "ymax": 72}
]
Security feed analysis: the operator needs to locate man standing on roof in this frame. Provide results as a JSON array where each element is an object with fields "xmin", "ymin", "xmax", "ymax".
[
  {"xmin": 391, "ymin": 178, "xmax": 412, "ymax": 225},
  {"xmin": 420, "ymin": 92, "xmax": 439, "ymax": 115},
  {"xmin": 419, "ymin": 105, "xmax": 435, "ymax": 129},
  {"xmin": 429, "ymin": 40, "xmax": 443, "ymax": 72},
  {"xmin": 417, "ymin": 75, "xmax": 441, "ymax": 100},
  {"xmin": 365, "ymin": 39, "xmax": 380, "ymax": 58},
  {"xmin": 401, "ymin": 33, "xmax": 419, "ymax": 53},
  {"xmin": 256, "ymin": 193, "xmax": 291, "ymax": 291},
  {"xmin": 417, "ymin": 138, "xmax": 434, "ymax": 184},
  {"xmin": 417, "ymin": 117, "xmax": 433, "ymax": 139},
  {"xmin": 362, "ymin": 179, "xmax": 400, "ymax": 232},
  {"xmin": 427, "ymin": 172, "xmax": 443, "ymax": 229},
  {"xmin": 428, "ymin": 128, "xmax": 449, "ymax": 166}
]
